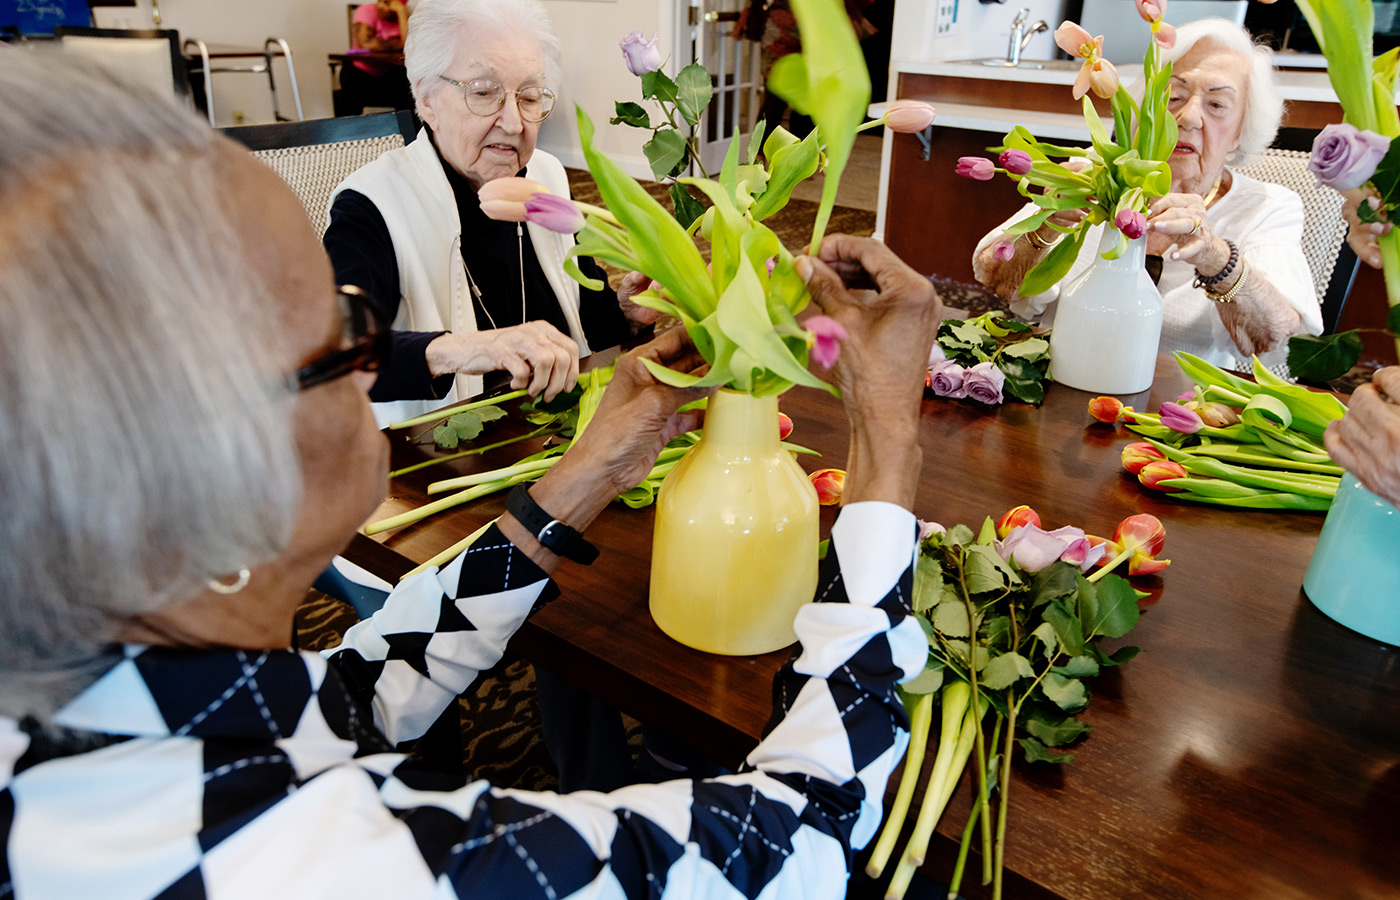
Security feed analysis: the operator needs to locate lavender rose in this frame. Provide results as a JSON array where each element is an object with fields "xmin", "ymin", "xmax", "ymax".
[
  {"xmin": 927, "ymin": 359, "xmax": 967, "ymax": 398},
  {"xmin": 619, "ymin": 31, "xmax": 663, "ymax": 76},
  {"xmin": 964, "ymin": 361, "xmax": 1006, "ymax": 405},
  {"xmin": 1308, "ymin": 123, "xmax": 1391, "ymax": 191}
]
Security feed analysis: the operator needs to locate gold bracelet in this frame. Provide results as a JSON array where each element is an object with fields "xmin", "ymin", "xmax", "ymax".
[
  {"xmin": 1024, "ymin": 229, "xmax": 1061, "ymax": 250},
  {"xmin": 1205, "ymin": 258, "xmax": 1250, "ymax": 304}
]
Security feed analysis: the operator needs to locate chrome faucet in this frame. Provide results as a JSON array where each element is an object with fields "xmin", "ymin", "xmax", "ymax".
[{"xmin": 1007, "ymin": 8, "xmax": 1048, "ymax": 66}]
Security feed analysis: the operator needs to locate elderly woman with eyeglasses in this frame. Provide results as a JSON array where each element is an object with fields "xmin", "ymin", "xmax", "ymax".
[
  {"xmin": 2, "ymin": 51, "xmax": 941, "ymax": 900},
  {"xmin": 973, "ymin": 18, "xmax": 1323, "ymax": 374},
  {"xmin": 325, "ymin": 0, "xmax": 655, "ymax": 425}
]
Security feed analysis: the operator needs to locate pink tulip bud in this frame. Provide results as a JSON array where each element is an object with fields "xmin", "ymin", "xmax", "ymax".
[
  {"xmin": 1138, "ymin": 460, "xmax": 1188, "ymax": 492},
  {"xmin": 1159, "ymin": 401, "xmax": 1204, "ymax": 434},
  {"xmin": 778, "ymin": 411, "xmax": 794, "ymax": 441},
  {"xmin": 478, "ymin": 177, "xmax": 551, "ymax": 222},
  {"xmin": 1153, "ymin": 21, "xmax": 1177, "ymax": 49},
  {"xmin": 996, "ymin": 505, "xmax": 1041, "ymax": 539},
  {"xmin": 524, "ymin": 193, "xmax": 587, "ymax": 233},
  {"xmin": 806, "ymin": 315, "xmax": 848, "ymax": 370},
  {"xmin": 998, "ymin": 149, "xmax": 1034, "ymax": 175},
  {"xmin": 810, "ymin": 468, "xmax": 846, "ymax": 506},
  {"xmin": 992, "ymin": 239, "xmax": 1015, "ymax": 262},
  {"xmin": 955, "ymin": 156, "xmax": 996, "ymax": 181},
  {"xmin": 1054, "ymin": 21, "xmax": 1097, "ymax": 59},
  {"xmin": 1134, "ymin": 0, "xmax": 1165, "ymax": 23},
  {"xmin": 1114, "ymin": 209, "xmax": 1148, "ymax": 239},
  {"xmin": 884, "ymin": 100, "xmax": 937, "ymax": 133},
  {"xmin": 1088, "ymin": 395, "xmax": 1124, "ymax": 423},
  {"xmin": 1120, "ymin": 441, "xmax": 1166, "ymax": 475},
  {"xmin": 1087, "ymin": 58, "xmax": 1120, "ymax": 99}
]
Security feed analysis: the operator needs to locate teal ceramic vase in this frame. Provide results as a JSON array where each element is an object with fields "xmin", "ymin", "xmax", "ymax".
[{"xmin": 1303, "ymin": 475, "xmax": 1400, "ymax": 645}]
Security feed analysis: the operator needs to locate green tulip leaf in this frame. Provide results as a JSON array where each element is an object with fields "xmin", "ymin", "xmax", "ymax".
[
  {"xmin": 1021, "ymin": 225, "xmax": 1089, "ymax": 296},
  {"xmin": 752, "ymin": 128, "xmax": 822, "ymax": 221}
]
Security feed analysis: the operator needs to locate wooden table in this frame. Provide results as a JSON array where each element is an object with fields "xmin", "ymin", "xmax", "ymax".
[{"xmin": 348, "ymin": 354, "xmax": 1400, "ymax": 900}]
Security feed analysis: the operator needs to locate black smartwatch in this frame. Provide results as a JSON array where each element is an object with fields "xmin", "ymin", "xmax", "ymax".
[{"xmin": 505, "ymin": 484, "xmax": 599, "ymax": 565}]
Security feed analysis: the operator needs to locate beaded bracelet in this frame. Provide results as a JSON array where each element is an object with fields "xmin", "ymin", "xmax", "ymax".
[
  {"xmin": 1192, "ymin": 239, "xmax": 1239, "ymax": 290},
  {"xmin": 1204, "ymin": 258, "xmax": 1250, "ymax": 304}
]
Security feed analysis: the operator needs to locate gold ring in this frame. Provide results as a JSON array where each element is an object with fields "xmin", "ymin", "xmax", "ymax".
[{"xmin": 1188, "ymin": 218, "xmax": 1202, "ymax": 236}]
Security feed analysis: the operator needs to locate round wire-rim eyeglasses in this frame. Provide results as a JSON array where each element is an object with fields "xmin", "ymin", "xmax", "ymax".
[{"xmin": 437, "ymin": 75, "xmax": 556, "ymax": 122}]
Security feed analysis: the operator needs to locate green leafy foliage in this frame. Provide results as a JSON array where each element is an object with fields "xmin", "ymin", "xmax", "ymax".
[
  {"xmin": 644, "ymin": 128, "xmax": 688, "ymax": 180},
  {"xmin": 1287, "ymin": 332, "xmax": 1364, "ymax": 383},
  {"xmin": 675, "ymin": 63, "xmax": 714, "ymax": 127},
  {"xmin": 610, "ymin": 101, "xmax": 651, "ymax": 128},
  {"xmin": 431, "ymin": 406, "xmax": 507, "ymax": 450},
  {"xmin": 931, "ymin": 312, "xmax": 1051, "ymax": 407}
]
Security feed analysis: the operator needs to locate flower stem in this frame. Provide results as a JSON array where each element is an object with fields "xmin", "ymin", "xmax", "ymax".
[
  {"xmin": 953, "ymin": 555, "xmax": 994, "ymax": 885},
  {"xmin": 1087, "ymin": 544, "xmax": 1134, "ymax": 583},
  {"xmin": 363, "ymin": 472, "xmax": 532, "ymax": 535},
  {"xmin": 992, "ymin": 697, "xmax": 1017, "ymax": 900},
  {"xmin": 867, "ymin": 690, "xmax": 935, "ymax": 878},
  {"xmin": 388, "ymin": 426, "xmax": 557, "ymax": 479},
  {"xmin": 576, "ymin": 201, "xmax": 622, "ymax": 226},
  {"xmin": 387, "ymin": 390, "xmax": 529, "ymax": 431}
]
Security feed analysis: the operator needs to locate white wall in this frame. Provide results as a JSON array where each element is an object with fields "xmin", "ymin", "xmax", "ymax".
[
  {"xmin": 96, "ymin": 0, "xmax": 671, "ymax": 178},
  {"xmin": 889, "ymin": 0, "xmax": 1066, "ymax": 76}
]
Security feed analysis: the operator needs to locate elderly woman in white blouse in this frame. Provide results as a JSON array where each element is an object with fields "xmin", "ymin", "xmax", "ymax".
[{"xmin": 974, "ymin": 18, "xmax": 1321, "ymax": 373}]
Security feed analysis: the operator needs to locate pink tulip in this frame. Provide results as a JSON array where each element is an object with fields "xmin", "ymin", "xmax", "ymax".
[
  {"xmin": 996, "ymin": 504, "xmax": 1041, "ymax": 538},
  {"xmin": 810, "ymin": 468, "xmax": 846, "ymax": 506},
  {"xmin": 1086, "ymin": 57, "xmax": 1120, "ymax": 99},
  {"xmin": 1120, "ymin": 441, "xmax": 1166, "ymax": 475},
  {"xmin": 991, "ymin": 239, "xmax": 1015, "ymax": 262},
  {"xmin": 1134, "ymin": 0, "xmax": 1165, "ymax": 23},
  {"xmin": 1088, "ymin": 395, "xmax": 1125, "ymax": 423},
  {"xmin": 1114, "ymin": 209, "xmax": 1148, "ymax": 239},
  {"xmin": 955, "ymin": 156, "xmax": 996, "ymax": 181},
  {"xmin": 1153, "ymin": 21, "xmax": 1177, "ymax": 49},
  {"xmin": 806, "ymin": 315, "xmax": 848, "ymax": 370},
  {"xmin": 1159, "ymin": 401, "xmax": 1203, "ymax": 434},
  {"xmin": 478, "ymin": 177, "xmax": 551, "ymax": 222},
  {"xmin": 1054, "ymin": 21, "xmax": 1098, "ymax": 59},
  {"xmin": 884, "ymin": 100, "xmax": 937, "ymax": 133},
  {"xmin": 524, "ymin": 193, "xmax": 587, "ymax": 233},
  {"xmin": 998, "ymin": 149, "xmax": 1034, "ymax": 175}
]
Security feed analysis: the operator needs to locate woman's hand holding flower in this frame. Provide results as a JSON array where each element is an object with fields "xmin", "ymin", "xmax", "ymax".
[
  {"xmin": 1145, "ymin": 191, "xmax": 1226, "ymax": 271},
  {"xmin": 1342, "ymin": 188, "xmax": 1390, "ymax": 270}
]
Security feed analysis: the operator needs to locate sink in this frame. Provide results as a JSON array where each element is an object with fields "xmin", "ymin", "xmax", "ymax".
[{"xmin": 948, "ymin": 58, "xmax": 1082, "ymax": 72}]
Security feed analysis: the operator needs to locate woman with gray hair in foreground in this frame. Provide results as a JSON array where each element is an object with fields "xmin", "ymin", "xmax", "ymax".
[
  {"xmin": 0, "ymin": 53, "xmax": 942, "ymax": 900},
  {"xmin": 973, "ymin": 17, "xmax": 1321, "ymax": 373},
  {"xmin": 325, "ymin": 0, "xmax": 656, "ymax": 427}
]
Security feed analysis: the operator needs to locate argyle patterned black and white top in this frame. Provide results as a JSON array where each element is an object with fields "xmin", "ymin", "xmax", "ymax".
[{"xmin": 0, "ymin": 503, "xmax": 926, "ymax": 899}]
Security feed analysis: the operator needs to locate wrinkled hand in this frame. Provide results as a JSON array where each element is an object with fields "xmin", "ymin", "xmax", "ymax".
[
  {"xmin": 507, "ymin": 328, "xmax": 714, "ymax": 570},
  {"xmin": 617, "ymin": 270, "xmax": 663, "ymax": 328},
  {"xmin": 425, "ymin": 321, "xmax": 580, "ymax": 401},
  {"xmin": 797, "ymin": 234, "xmax": 941, "ymax": 508},
  {"xmin": 1146, "ymin": 191, "xmax": 1224, "ymax": 267},
  {"xmin": 1325, "ymin": 366, "xmax": 1400, "ymax": 509},
  {"xmin": 1343, "ymin": 188, "xmax": 1390, "ymax": 270}
]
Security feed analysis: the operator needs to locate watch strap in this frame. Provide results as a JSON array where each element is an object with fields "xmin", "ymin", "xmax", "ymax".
[{"xmin": 506, "ymin": 484, "xmax": 599, "ymax": 565}]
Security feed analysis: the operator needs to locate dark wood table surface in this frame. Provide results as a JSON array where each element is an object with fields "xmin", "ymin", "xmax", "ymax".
[{"xmin": 347, "ymin": 354, "xmax": 1400, "ymax": 900}]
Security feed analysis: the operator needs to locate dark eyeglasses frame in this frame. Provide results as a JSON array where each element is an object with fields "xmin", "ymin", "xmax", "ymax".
[
  {"xmin": 295, "ymin": 285, "xmax": 391, "ymax": 392},
  {"xmin": 437, "ymin": 74, "xmax": 556, "ymax": 122}
]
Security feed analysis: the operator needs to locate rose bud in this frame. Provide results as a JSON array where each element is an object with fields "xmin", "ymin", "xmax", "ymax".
[
  {"xmin": 1121, "ymin": 441, "xmax": 1167, "ymax": 475},
  {"xmin": 1138, "ymin": 459, "xmax": 1189, "ymax": 492},
  {"xmin": 810, "ymin": 467, "xmax": 846, "ymax": 506},
  {"xmin": 1088, "ymin": 395, "xmax": 1125, "ymax": 423},
  {"xmin": 996, "ymin": 504, "xmax": 1041, "ymax": 538}
]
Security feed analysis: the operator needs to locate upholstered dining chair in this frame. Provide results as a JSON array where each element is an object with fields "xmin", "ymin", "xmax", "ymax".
[
  {"xmin": 1234, "ymin": 127, "xmax": 1359, "ymax": 336},
  {"xmin": 220, "ymin": 110, "xmax": 419, "ymax": 236},
  {"xmin": 51, "ymin": 26, "xmax": 190, "ymax": 102}
]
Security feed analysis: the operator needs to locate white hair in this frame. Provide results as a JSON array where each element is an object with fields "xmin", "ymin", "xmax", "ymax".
[
  {"xmin": 0, "ymin": 54, "xmax": 302, "ymax": 717},
  {"xmin": 405, "ymin": 0, "xmax": 563, "ymax": 120},
  {"xmin": 1162, "ymin": 17, "xmax": 1283, "ymax": 166}
]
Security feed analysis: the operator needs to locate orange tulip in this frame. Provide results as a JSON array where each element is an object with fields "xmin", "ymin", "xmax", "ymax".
[
  {"xmin": 778, "ymin": 411, "xmax": 794, "ymax": 441},
  {"xmin": 1089, "ymin": 513, "xmax": 1170, "ymax": 578},
  {"xmin": 810, "ymin": 468, "xmax": 846, "ymax": 506},
  {"xmin": 1138, "ymin": 459, "xmax": 1188, "ymax": 492},
  {"xmin": 995, "ymin": 504, "xmax": 1041, "ymax": 538},
  {"xmin": 1120, "ymin": 441, "xmax": 1166, "ymax": 475},
  {"xmin": 1088, "ymin": 395, "xmax": 1125, "ymax": 423}
]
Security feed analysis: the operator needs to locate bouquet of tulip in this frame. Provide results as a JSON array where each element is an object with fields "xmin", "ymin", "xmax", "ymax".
[
  {"xmin": 869, "ymin": 507, "xmax": 1157, "ymax": 900},
  {"xmin": 481, "ymin": 0, "xmax": 935, "ymax": 396},
  {"xmin": 956, "ymin": 2, "xmax": 1179, "ymax": 297},
  {"xmin": 1286, "ymin": 0, "xmax": 1400, "ymax": 381},
  {"xmin": 927, "ymin": 312, "xmax": 1051, "ymax": 405},
  {"xmin": 1088, "ymin": 353, "xmax": 1346, "ymax": 510}
]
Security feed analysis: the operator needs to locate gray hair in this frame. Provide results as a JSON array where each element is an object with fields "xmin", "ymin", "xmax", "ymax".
[
  {"xmin": 1162, "ymin": 17, "xmax": 1283, "ymax": 166},
  {"xmin": 405, "ymin": 0, "xmax": 562, "ymax": 119},
  {"xmin": 0, "ymin": 54, "xmax": 302, "ymax": 717}
]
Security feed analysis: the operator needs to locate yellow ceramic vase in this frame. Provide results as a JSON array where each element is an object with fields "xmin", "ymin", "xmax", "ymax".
[{"xmin": 649, "ymin": 389, "xmax": 819, "ymax": 655}]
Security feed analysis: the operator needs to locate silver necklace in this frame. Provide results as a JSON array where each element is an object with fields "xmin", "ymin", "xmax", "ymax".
[{"xmin": 463, "ymin": 222, "xmax": 526, "ymax": 330}]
